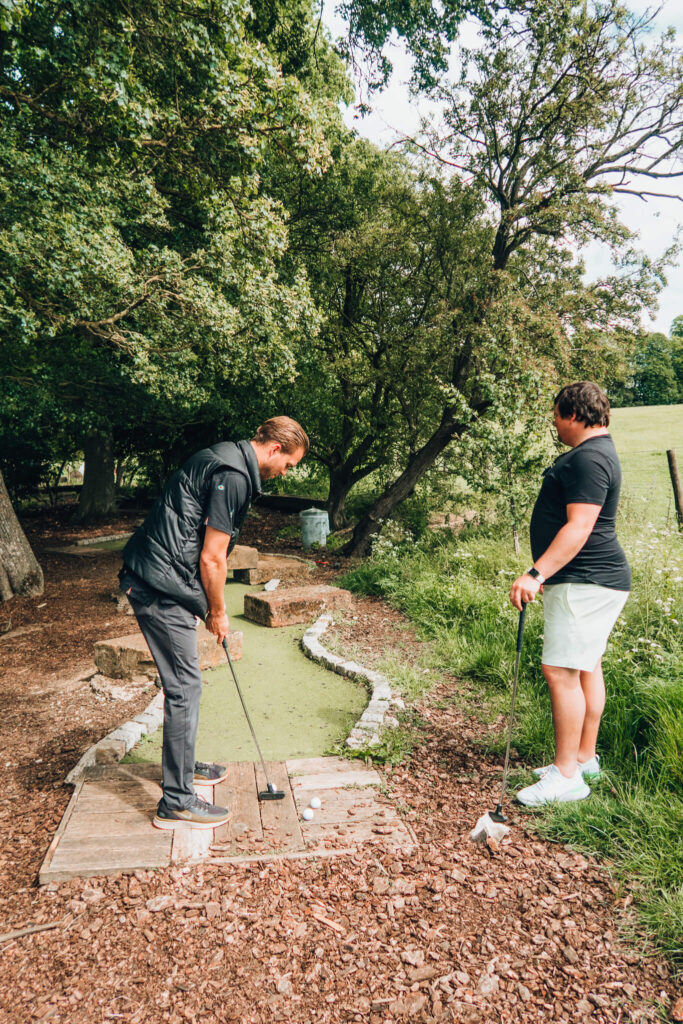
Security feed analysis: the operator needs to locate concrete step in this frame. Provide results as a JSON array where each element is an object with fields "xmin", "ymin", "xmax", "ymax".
[{"xmin": 243, "ymin": 585, "xmax": 352, "ymax": 628}]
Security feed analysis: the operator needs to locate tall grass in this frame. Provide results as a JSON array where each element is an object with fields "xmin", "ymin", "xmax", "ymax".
[{"xmin": 339, "ymin": 515, "xmax": 683, "ymax": 969}]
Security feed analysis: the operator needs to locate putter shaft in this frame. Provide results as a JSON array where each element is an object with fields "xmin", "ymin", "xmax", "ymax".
[
  {"xmin": 495, "ymin": 602, "xmax": 527, "ymax": 812},
  {"xmin": 221, "ymin": 639, "xmax": 284, "ymax": 800}
]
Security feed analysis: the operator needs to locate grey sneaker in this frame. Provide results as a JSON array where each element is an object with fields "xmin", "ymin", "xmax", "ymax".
[
  {"xmin": 193, "ymin": 761, "xmax": 228, "ymax": 785},
  {"xmin": 153, "ymin": 795, "xmax": 231, "ymax": 831},
  {"xmin": 533, "ymin": 755, "xmax": 601, "ymax": 781}
]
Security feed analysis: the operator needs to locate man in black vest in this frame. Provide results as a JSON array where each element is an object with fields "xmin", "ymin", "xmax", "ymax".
[{"xmin": 119, "ymin": 417, "xmax": 309, "ymax": 830}]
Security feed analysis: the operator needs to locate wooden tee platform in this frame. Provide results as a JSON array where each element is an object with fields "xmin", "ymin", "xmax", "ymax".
[{"xmin": 39, "ymin": 757, "xmax": 416, "ymax": 884}]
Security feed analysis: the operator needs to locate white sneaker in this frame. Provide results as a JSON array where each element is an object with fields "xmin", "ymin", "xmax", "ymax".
[
  {"xmin": 533, "ymin": 755, "xmax": 601, "ymax": 781},
  {"xmin": 516, "ymin": 765, "xmax": 591, "ymax": 807}
]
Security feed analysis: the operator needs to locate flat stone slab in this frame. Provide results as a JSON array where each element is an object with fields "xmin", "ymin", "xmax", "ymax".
[
  {"xmin": 233, "ymin": 553, "xmax": 315, "ymax": 585},
  {"xmin": 244, "ymin": 585, "xmax": 352, "ymax": 627},
  {"xmin": 94, "ymin": 625, "xmax": 242, "ymax": 679},
  {"xmin": 226, "ymin": 544, "xmax": 259, "ymax": 570},
  {"xmin": 40, "ymin": 757, "xmax": 416, "ymax": 882}
]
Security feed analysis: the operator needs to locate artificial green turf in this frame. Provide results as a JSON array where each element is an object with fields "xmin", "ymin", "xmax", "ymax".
[{"xmin": 124, "ymin": 581, "xmax": 368, "ymax": 764}]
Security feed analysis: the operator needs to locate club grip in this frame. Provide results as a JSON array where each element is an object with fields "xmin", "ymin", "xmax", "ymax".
[{"xmin": 516, "ymin": 602, "xmax": 527, "ymax": 653}]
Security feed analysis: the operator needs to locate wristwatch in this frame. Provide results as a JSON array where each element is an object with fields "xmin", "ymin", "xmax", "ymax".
[{"xmin": 526, "ymin": 567, "xmax": 545, "ymax": 583}]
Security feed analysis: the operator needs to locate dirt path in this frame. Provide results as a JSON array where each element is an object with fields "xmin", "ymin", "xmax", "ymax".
[{"xmin": 0, "ymin": 505, "xmax": 679, "ymax": 1023}]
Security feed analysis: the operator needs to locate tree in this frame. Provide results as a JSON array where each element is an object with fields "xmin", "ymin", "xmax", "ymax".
[
  {"xmin": 335, "ymin": 0, "xmax": 683, "ymax": 556},
  {"xmin": 632, "ymin": 333, "xmax": 681, "ymax": 406},
  {"xmin": 0, "ymin": 0, "xmax": 337, "ymax": 520},
  {"xmin": 279, "ymin": 139, "xmax": 492, "ymax": 528},
  {"xmin": 0, "ymin": 467, "xmax": 43, "ymax": 602}
]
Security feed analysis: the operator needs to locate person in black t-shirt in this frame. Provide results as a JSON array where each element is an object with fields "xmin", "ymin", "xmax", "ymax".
[{"xmin": 509, "ymin": 382, "xmax": 630, "ymax": 807}]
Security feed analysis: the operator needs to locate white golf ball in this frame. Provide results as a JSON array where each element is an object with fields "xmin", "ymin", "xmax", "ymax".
[
  {"xmin": 309, "ymin": 797, "xmax": 322, "ymax": 810},
  {"xmin": 302, "ymin": 807, "xmax": 314, "ymax": 821}
]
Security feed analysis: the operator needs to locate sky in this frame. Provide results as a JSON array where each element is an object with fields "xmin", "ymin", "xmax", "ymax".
[{"xmin": 322, "ymin": 1, "xmax": 683, "ymax": 336}]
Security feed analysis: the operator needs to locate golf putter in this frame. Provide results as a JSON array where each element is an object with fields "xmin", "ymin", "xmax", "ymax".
[
  {"xmin": 221, "ymin": 639, "xmax": 285, "ymax": 801},
  {"xmin": 489, "ymin": 601, "xmax": 527, "ymax": 823}
]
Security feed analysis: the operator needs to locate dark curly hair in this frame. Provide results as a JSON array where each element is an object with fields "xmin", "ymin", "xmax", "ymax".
[{"xmin": 554, "ymin": 381, "xmax": 610, "ymax": 427}]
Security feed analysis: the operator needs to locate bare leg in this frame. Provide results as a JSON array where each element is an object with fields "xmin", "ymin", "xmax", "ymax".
[
  {"xmin": 542, "ymin": 664, "xmax": 585, "ymax": 778},
  {"xmin": 577, "ymin": 659, "xmax": 605, "ymax": 763}
]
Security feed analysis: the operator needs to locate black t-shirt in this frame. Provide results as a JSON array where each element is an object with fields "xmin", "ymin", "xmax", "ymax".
[
  {"xmin": 203, "ymin": 468, "xmax": 249, "ymax": 538},
  {"xmin": 529, "ymin": 434, "xmax": 631, "ymax": 590}
]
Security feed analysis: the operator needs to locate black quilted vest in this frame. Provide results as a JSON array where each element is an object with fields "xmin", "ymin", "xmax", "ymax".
[{"xmin": 122, "ymin": 440, "xmax": 260, "ymax": 618}]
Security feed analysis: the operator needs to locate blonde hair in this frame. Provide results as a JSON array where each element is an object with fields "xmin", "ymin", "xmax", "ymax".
[{"xmin": 252, "ymin": 416, "xmax": 309, "ymax": 455}]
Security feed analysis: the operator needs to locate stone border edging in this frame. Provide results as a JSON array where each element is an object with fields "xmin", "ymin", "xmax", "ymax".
[
  {"xmin": 65, "ymin": 689, "xmax": 164, "ymax": 785},
  {"xmin": 75, "ymin": 532, "xmax": 133, "ymax": 546},
  {"xmin": 301, "ymin": 613, "xmax": 405, "ymax": 750}
]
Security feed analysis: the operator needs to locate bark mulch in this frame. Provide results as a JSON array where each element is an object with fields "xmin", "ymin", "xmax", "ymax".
[{"xmin": 0, "ymin": 504, "xmax": 680, "ymax": 1024}]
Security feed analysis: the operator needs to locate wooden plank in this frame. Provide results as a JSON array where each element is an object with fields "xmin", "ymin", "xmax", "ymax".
[
  {"xmin": 213, "ymin": 763, "xmax": 263, "ymax": 852},
  {"xmin": 59, "ymin": 809, "xmax": 159, "ymax": 838},
  {"xmin": 77, "ymin": 790, "xmax": 158, "ymax": 812},
  {"xmin": 171, "ymin": 827, "xmax": 214, "ymax": 863},
  {"xmin": 290, "ymin": 768, "xmax": 381, "ymax": 792},
  {"xmin": 38, "ymin": 776, "xmax": 86, "ymax": 885},
  {"xmin": 84, "ymin": 763, "xmax": 161, "ymax": 783},
  {"xmin": 44, "ymin": 835, "xmax": 172, "ymax": 883},
  {"xmin": 256, "ymin": 762, "xmax": 304, "ymax": 853},
  {"xmin": 292, "ymin": 786, "xmax": 394, "ymax": 824},
  {"xmin": 286, "ymin": 756, "xmax": 361, "ymax": 776}
]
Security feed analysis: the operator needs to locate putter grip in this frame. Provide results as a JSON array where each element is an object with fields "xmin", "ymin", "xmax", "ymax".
[{"xmin": 516, "ymin": 602, "xmax": 527, "ymax": 653}]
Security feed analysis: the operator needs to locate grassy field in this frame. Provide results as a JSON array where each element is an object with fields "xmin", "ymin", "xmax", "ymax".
[{"xmin": 610, "ymin": 404, "xmax": 683, "ymax": 524}]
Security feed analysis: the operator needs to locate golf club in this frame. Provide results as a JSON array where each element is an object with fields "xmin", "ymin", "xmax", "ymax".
[
  {"xmin": 489, "ymin": 601, "xmax": 527, "ymax": 823},
  {"xmin": 221, "ymin": 638, "xmax": 285, "ymax": 801}
]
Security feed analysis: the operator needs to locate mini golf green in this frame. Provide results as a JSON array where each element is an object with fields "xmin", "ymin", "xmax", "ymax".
[{"xmin": 124, "ymin": 581, "xmax": 368, "ymax": 763}]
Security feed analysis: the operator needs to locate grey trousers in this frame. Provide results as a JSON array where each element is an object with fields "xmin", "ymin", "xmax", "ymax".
[{"xmin": 127, "ymin": 590, "xmax": 201, "ymax": 811}]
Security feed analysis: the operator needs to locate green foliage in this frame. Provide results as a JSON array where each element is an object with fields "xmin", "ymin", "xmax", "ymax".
[
  {"xmin": 453, "ymin": 374, "xmax": 558, "ymax": 552},
  {"xmin": 335, "ymin": 0, "xmax": 491, "ymax": 91},
  {"xmin": 631, "ymin": 333, "xmax": 683, "ymax": 406},
  {"xmin": 0, "ymin": 0, "xmax": 348, "ymax": 493}
]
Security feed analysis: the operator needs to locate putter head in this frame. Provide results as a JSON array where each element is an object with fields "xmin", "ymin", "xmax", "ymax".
[
  {"xmin": 488, "ymin": 804, "xmax": 508, "ymax": 823},
  {"xmin": 258, "ymin": 789, "xmax": 285, "ymax": 802}
]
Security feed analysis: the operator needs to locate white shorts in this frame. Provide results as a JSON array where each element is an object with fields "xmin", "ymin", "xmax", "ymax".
[{"xmin": 542, "ymin": 583, "xmax": 629, "ymax": 672}]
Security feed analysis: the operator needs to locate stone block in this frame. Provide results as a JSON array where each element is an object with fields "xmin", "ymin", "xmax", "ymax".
[
  {"xmin": 94, "ymin": 633, "xmax": 156, "ymax": 679},
  {"xmin": 107, "ymin": 723, "xmax": 145, "ymax": 750},
  {"xmin": 94, "ymin": 739, "xmax": 126, "ymax": 764},
  {"xmin": 232, "ymin": 567, "xmax": 265, "ymax": 585},
  {"xmin": 244, "ymin": 585, "xmax": 353, "ymax": 628},
  {"xmin": 233, "ymin": 553, "xmax": 315, "ymax": 585},
  {"xmin": 196, "ymin": 624, "xmax": 242, "ymax": 671},
  {"xmin": 94, "ymin": 626, "xmax": 242, "ymax": 679},
  {"xmin": 226, "ymin": 544, "xmax": 259, "ymax": 571}
]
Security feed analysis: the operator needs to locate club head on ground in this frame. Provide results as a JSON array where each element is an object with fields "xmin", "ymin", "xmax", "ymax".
[{"xmin": 258, "ymin": 789, "xmax": 285, "ymax": 801}]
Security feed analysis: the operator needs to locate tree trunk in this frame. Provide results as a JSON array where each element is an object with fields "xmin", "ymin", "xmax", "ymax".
[
  {"xmin": 327, "ymin": 469, "xmax": 354, "ymax": 531},
  {"xmin": 341, "ymin": 409, "xmax": 469, "ymax": 558},
  {"xmin": 75, "ymin": 430, "xmax": 116, "ymax": 522},
  {"xmin": 0, "ymin": 468, "xmax": 44, "ymax": 601}
]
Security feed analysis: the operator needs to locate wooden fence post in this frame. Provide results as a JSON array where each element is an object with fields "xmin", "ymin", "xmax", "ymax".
[{"xmin": 666, "ymin": 449, "xmax": 683, "ymax": 528}]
